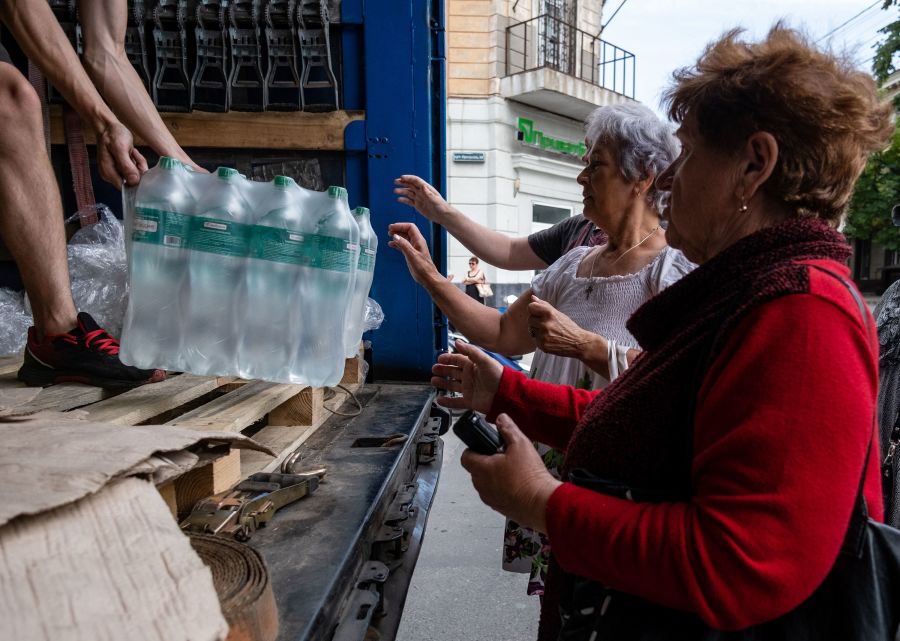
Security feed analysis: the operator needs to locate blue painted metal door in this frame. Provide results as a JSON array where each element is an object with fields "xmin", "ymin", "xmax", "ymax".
[{"xmin": 342, "ymin": 0, "xmax": 447, "ymax": 381}]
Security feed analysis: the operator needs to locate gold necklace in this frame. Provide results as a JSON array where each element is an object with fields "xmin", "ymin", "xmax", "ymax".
[{"xmin": 585, "ymin": 226, "xmax": 660, "ymax": 297}]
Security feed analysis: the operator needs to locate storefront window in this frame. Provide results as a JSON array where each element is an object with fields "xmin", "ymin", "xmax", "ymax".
[{"xmin": 533, "ymin": 202, "xmax": 572, "ymax": 228}]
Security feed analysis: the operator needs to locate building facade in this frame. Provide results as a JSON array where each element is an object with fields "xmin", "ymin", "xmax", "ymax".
[{"xmin": 445, "ymin": 0, "xmax": 635, "ymax": 304}]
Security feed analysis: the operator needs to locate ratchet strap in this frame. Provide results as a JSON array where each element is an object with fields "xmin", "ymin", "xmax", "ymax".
[{"xmin": 62, "ymin": 105, "xmax": 97, "ymax": 218}]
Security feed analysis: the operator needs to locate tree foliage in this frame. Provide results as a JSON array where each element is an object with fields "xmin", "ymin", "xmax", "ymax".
[
  {"xmin": 844, "ymin": 121, "xmax": 900, "ymax": 250},
  {"xmin": 872, "ymin": 0, "xmax": 900, "ymax": 85}
]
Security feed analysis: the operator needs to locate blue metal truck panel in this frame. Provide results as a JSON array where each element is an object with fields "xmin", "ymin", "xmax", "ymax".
[{"xmin": 342, "ymin": 0, "xmax": 448, "ymax": 381}]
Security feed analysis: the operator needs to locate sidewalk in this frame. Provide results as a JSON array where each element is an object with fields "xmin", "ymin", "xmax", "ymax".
[{"xmin": 396, "ymin": 423, "xmax": 539, "ymax": 641}]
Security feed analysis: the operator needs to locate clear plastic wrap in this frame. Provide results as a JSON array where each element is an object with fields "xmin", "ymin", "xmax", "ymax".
[
  {"xmin": 120, "ymin": 158, "xmax": 367, "ymax": 386},
  {"xmin": 65, "ymin": 205, "xmax": 128, "ymax": 338},
  {"xmin": 3, "ymin": 204, "xmax": 127, "ymax": 355},
  {"xmin": 0, "ymin": 288, "xmax": 30, "ymax": 356},
  {"xmin": 363, "ymin": 297, "xmax": 384, "ymax": 332}
]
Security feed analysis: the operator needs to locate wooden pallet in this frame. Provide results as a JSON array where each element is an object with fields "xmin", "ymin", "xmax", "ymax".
[{"xmin": 0, "ymin": 353, "xmax": 365, "ymax": 517}]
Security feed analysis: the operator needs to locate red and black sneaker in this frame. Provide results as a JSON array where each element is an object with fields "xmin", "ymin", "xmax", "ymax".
[{"xmin": 17, "ymin": 312, "xmax": 167, "ymax": 390}]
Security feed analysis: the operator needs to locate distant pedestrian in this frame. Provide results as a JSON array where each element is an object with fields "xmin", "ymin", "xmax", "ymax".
[{"xmin": 462, "ymin": 257, "xmax": 487, "ymax": 304}]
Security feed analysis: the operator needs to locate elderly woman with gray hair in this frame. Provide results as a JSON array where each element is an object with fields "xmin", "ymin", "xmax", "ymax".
[{"xmin": 389, "ymin": 102, "xmax": 694, "ymax": 595}]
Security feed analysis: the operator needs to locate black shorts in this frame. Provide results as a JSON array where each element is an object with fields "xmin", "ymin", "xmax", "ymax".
[{"xmin": 0, "ymin": 41, "xmax": 11, "ymax": 66}]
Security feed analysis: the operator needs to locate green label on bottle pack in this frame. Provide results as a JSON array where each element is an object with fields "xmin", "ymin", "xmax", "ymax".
[
  {"xmin": 303, "ymin": 235, "xmax": 357, "ymax": 272},
  {"xmin": 186, "ymin": 216, "xmax": 252, "ymax": 257},
  {"xmin": 358, "ymin": 247, "xmax": 376, "ymax": 272},
  {"xmin": 132, "ymin": 207, "xmax": 188, "ymax": 248},
  {"xmin": 249, "ymin": 228, "xmax": 357, "ymax": 272},
  {"xmin": 251, "ymin": 226, "xmax": 307, "ymax": 265}
]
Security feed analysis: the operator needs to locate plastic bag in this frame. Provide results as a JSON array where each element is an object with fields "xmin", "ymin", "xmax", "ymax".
[
  {"xmin": 363, "ymin": 297, "xmax": 384, "ymax": 333},
  {"xmin": 39, "ymin": 205, "xmax": 127, "ymax": 340},
  {"xmin": 0, "ymin": 288, "xmax": 30, "ymax": 356},
  {"xmin": 4, "ymin": 205, "xmax": 127, "ymax": 355}
]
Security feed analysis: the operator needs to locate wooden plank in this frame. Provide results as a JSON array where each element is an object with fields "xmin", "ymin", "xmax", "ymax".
[
  {"xmin": 240, "ymin": 424, "xmax": 316, "ymax": 477},
  {"xmin": 340, "ymin": 356, "xmax": 363, "ymax": 385},
  {"xmin": 49, "ymin": 107, "xmax": 365, "ymax": 150},
  {"xmin": 240, "ymin": 383, "xmax": 362, "ymax": 477},
  {"xmin": 158, "ymin": 482, "xmax": 178, "ymax": 518},
  {"xmin": 166, "ymin": 379, "xmax": 305, "ymax": 432},
  {"xmin": 174, "ymin": 450, "xmax": 242, "ymax": 516},
  {"xmin": 268, "ymin": 386, "xmax": 323, "ymax": 427},
  {"xmin": 0, "ymin": 355, "xmax": 22, "ymax": 376},
  {"xmin": 82, "ymin": 374, "xmax": 232, "ymax": 425},
  {"xmin": 13, "ymin": 383, "xmax": 115, "ymax": 413}
]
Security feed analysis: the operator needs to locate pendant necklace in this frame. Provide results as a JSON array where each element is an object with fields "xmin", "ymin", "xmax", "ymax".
[{"xmin": 585, "ymin": 226, "xmax": 660, "ymax": 298}]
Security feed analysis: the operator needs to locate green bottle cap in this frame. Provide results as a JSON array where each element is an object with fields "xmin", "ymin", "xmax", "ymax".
[
  {"xmin": 159, "ymin": 156, "xmax": 180, "ymax": 170},
  {"xmin": 327, "ymin": 186, "xmax": 348, "ymax": 201},
  {"xmin": 216, "ymin": 166, "xmax": 239, "ymax": 179},
  {"xmin": 274, "ymin": 175, "xmax": 294, "ymax": 188},
  {"xmin": 353, "ymin": 206, "xmax": 370, "ymax": 218}
]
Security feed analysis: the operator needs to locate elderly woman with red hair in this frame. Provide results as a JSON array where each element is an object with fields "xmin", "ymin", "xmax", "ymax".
[{"xmin": 434, "ymin": 25, "xmax": 895, "ymax": 640}]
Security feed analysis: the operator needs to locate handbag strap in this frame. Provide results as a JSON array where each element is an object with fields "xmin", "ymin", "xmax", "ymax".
[{"xmin": 807, "ymin": 264, "xmax": 876, "ymax": 557}]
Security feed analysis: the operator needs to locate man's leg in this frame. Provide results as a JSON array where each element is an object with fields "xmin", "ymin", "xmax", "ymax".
[
  {"xmin": 0, "ymin": 61, "xmax": 77, "ymax": 336},
  {"xmin": 0, "ymin": 60, "xmax": 165, "ymax": 389}
]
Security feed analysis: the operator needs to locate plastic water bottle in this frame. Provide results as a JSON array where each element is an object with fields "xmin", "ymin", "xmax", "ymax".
[
  {"xmin": 238, "ymin": 175, "xmax": 308, "ymax": 382},
  {"xmin": 343, "ymin": 207, "xmax": 377, "ymax": 358},
  {"xmin": 180, "ymin": 167, "xmax": 254, "ymax": 376},
  {"xmin": 120, "ymin": 156, "xmax": 195, "ymax": 370},
  {"xmin": 291, "ymin": 186, "xmax": 359, "ymax": 386}
]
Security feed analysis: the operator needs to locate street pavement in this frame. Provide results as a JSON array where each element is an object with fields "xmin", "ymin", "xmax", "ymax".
[{"xmin": 396, "ymin": 419, "xmax": 540, "ymax": 641}]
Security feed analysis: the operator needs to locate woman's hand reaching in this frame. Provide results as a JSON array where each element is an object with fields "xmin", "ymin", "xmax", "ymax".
[
  {"xmin": 394, "ymin": 175, "xmax": 452, "ymax": 223},
  {"xmin": 461, "ymin": 413, "xmax": 562, "ymax": 533},
  {"xmin": 432, "ymin": 340, "xmax": 503, "ymax": 414},
  {"xmin": 388, "ymin": 222, "xmax": 441, "ymax": 286}
]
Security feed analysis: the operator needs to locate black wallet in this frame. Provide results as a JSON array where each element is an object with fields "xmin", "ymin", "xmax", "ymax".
[{"xmin": 453, "ymin": 410, "xmax": 504, "ymax": 455}]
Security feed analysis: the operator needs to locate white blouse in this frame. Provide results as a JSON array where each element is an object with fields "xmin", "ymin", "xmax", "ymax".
[{"xmin": 529, "ymin": 245, "xmax": 696, "ymax": 390}]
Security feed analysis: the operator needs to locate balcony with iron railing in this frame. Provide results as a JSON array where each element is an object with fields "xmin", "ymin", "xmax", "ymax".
[{"xmin": 501, "ymin": 14, "xmax": 636, "ymax": 120}]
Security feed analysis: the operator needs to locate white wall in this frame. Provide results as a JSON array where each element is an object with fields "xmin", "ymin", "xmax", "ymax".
[{"xmin": 446, "ymin": 96, "xmax": 587, "ymax": 286}]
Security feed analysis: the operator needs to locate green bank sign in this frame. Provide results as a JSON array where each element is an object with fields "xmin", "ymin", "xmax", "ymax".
[{"xmin": 516, "ymin": 118, "xmax": 587, "ymax": 158}]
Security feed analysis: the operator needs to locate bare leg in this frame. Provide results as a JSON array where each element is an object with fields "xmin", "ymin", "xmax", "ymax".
[{"xmin": 0, "ymin": 62, "xmax": 77, "ymax": 337}]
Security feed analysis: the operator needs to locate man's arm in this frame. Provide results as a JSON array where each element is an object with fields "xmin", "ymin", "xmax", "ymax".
[
  {"xmin": 0, "ymin": 0, "xmax": 144, "ymax": 185},
  {"xmin": 394, "ymin": 175, "xmax": 548, "ymax": 270},
  {"xmin": 77, "ymin": 0, "xmax": 198, "ymax": 169}
]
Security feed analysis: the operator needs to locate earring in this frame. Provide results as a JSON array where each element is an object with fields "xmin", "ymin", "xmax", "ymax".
[{"xmin": 738, "ymin": 198, "xmax": 749, "ymax": 213}]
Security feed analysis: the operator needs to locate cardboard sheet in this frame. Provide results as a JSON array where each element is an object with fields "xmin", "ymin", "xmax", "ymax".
[
  {"xmin": 0, "ymin": 412, "xmax": 274, "ymax": 527},
  {"xmin": 0, "ymin": 477, "xmax": 229, "ymax": 641}
]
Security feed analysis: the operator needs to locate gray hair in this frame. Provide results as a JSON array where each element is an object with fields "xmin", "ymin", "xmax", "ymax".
[{"xmin": 584, "ymin": 103, "xmax": 680, "ymax": 212}]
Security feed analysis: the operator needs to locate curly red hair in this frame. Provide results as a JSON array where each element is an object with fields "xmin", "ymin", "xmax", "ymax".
[{"xmin": 664, "ymin": 24, "xmax": 894, "ymax": 223}]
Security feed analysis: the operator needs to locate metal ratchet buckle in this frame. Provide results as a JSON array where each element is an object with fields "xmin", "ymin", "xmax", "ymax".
[{"xmin": 180, "ymin": 470, "xmax": 325, "ymax": 541}]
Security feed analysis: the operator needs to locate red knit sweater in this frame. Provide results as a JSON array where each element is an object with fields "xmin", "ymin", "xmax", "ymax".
[{"xmin": 487, "ymin": 265, "xmax": 882, "ymax": 630}]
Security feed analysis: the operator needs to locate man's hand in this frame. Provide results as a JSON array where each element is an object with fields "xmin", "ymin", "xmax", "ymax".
[
  {"xmin": 96, "ymin": 120, "xmax": 147, "ymax": 187},
  {"xmin": 527, "ymin": 295, "xmax": 604, "ymax": 359},
  {"xmin": 388, "ymin": 222, "xmax": 441, "ymax": 286},
  {"xmin": 394, "ymin": 175, "xmax": 452, "ymax": 223},
  {"xmin": 431, "ymin": 340, "xmax": 503, "ymax": 413},
  {"xmin": 461, "ymin": 413, "xmax": 562, "ymax": 533}
]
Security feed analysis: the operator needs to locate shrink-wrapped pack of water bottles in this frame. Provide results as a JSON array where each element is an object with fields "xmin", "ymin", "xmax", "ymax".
[{"xmin": 119, "ymin": 157, "xmax": 377, "ymax": 387}]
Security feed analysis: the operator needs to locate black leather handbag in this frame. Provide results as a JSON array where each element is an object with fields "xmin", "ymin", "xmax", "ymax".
[
  {"xmin": 556, "ymin": 268, "xmax": 900, "ymax": 641},
  {"xmin": 559, "ymin": 457, "xmax": 900, "ymax": 641}
]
